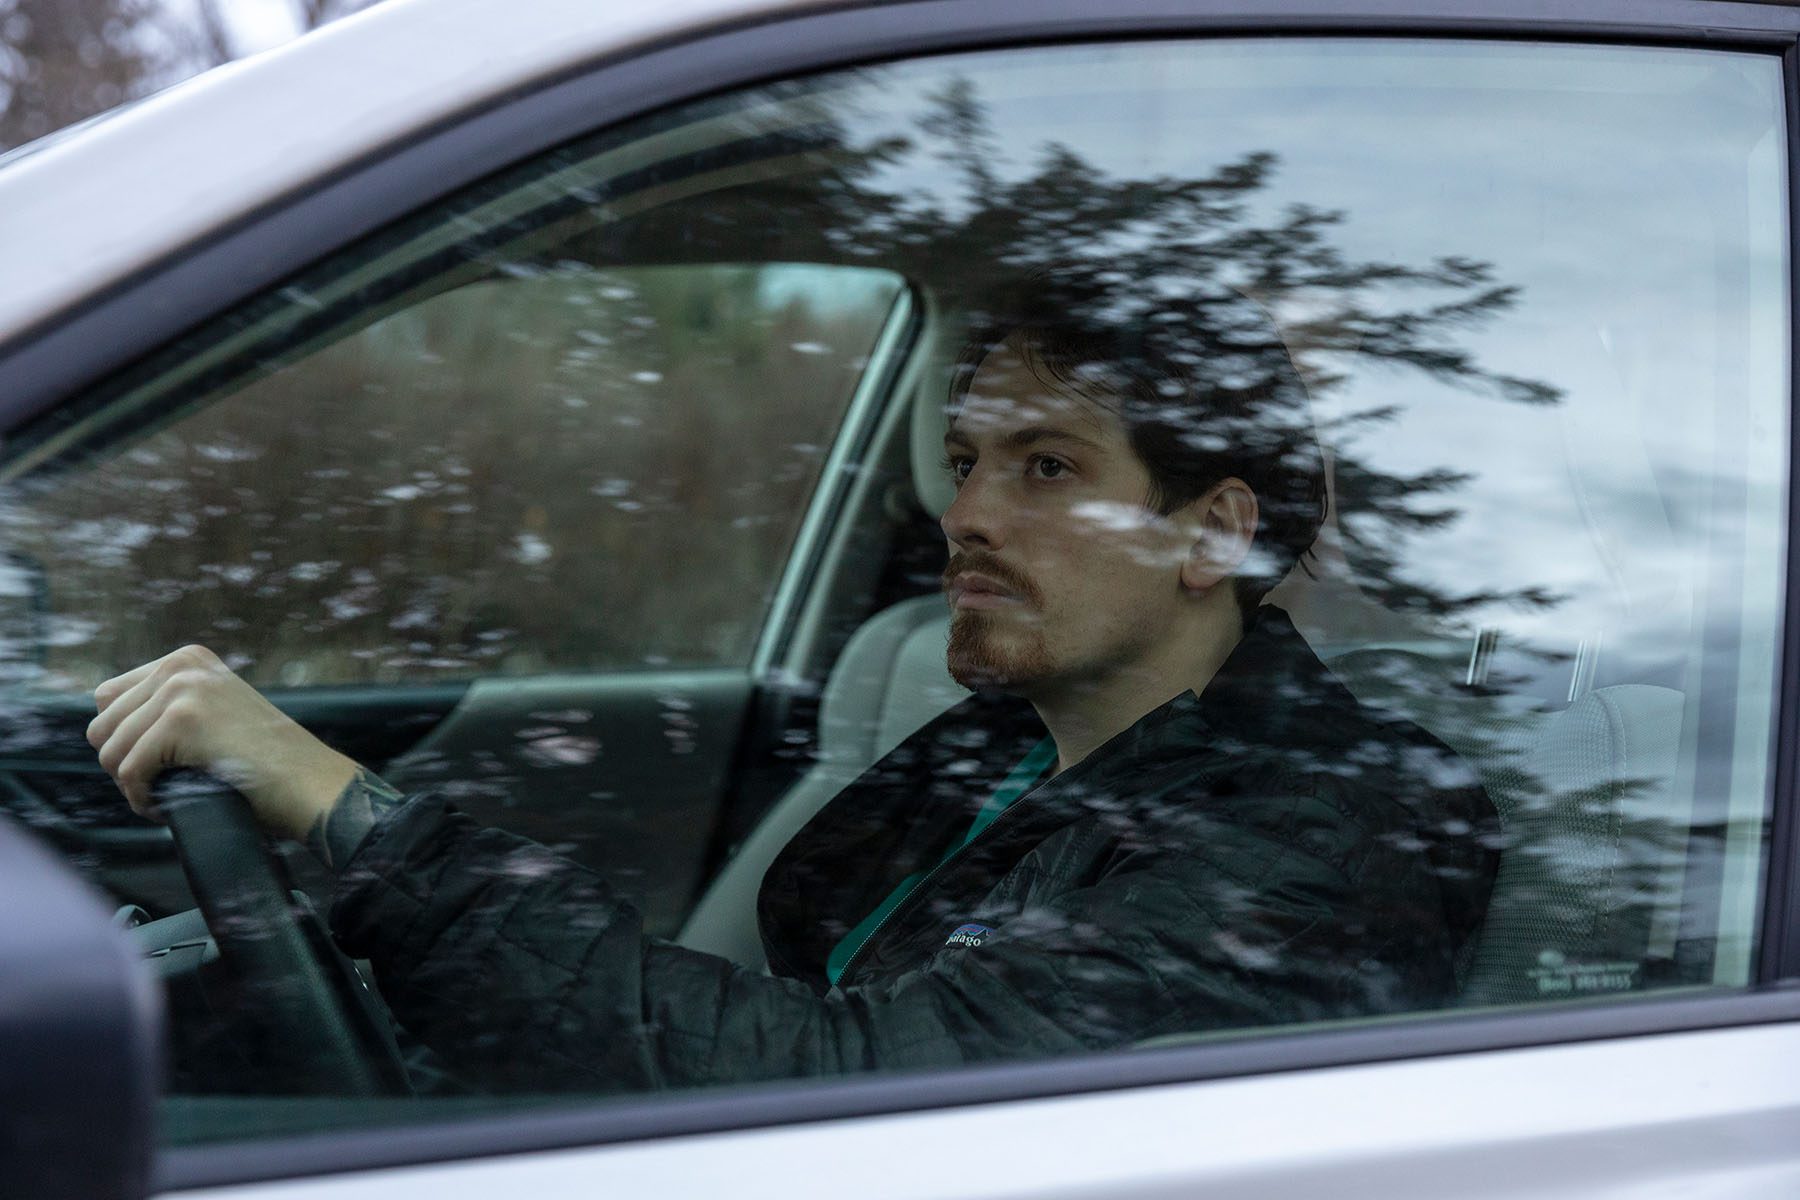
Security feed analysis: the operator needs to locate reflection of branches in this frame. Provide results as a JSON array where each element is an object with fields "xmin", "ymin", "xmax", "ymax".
[
  {"xmin": 917, "ymin": 77, "xmax": 999, "ymax": 209},
  {"xmin": 1331, "ymin": 461, "xmax": 1565, "ymax": 621},
  {"xmin": 862, "ymin": 99, "xmax": 1559, "ymax": 397},
  {"xmin": 577, "ymin": 76, "xmax": 1565, "ymax": 628},
  {"xmin": 858, "ymin": 86, "xmax": 1561, "ymax": 625}
]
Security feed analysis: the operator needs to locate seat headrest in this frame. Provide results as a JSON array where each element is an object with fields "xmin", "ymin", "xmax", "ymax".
[
  {"xmin": 820, "ymin": 595, "xmax": 965, "ymax": 761},
  {"xmin": 910, "ymin": 331, "xmax": 956, "ymax": 519}
]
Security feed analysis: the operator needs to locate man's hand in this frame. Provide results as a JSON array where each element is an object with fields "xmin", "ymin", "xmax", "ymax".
[{"xmin": 88, "ymin": 645, "xmax": 358, "ymax": 841}]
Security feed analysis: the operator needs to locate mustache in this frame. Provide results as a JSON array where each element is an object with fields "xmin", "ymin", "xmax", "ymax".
[{"xmin": 942, "ymin": 552, "xmax": 1041, "ymax": 606}]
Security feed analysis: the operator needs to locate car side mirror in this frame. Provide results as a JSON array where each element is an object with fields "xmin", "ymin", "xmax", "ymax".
[{"xmin": 0, "ymin": 813, "xmax": 160, "ymax": 1199}]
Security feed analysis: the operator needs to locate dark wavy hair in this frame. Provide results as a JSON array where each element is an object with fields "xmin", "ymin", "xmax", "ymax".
[{"xmin": 948, "ymin": 277, "xmax": 1327, "ymax": 625}]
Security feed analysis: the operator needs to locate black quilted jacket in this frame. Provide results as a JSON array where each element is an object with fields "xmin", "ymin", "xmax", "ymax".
[{"xmin": 330, "ymin": 607, "xmax": 1499, "ymax": 1092}]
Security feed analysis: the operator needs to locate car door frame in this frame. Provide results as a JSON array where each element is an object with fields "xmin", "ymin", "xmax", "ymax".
[{"xmin": 3, "ymin": 0, "xmax": 1800, "ymax": 1193}]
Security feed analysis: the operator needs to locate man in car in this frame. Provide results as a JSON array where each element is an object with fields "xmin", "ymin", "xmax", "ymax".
[{"xmin": 87, "ymin": 283, "xmax": 1500, "ymax": 1092}]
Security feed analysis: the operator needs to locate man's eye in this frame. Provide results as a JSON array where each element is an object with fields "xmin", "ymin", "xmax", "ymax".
[
  {"xmin": 941, "ymin": 454, "xmax": 973, "ymax": 483},
  {"xmin": 1030, "ymin": 455, "xmax": 1069, "ymax": 480}
]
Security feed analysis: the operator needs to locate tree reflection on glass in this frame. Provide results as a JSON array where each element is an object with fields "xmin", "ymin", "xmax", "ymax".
[{"xmin": 4, "ymin": 61, "xmax": 1711, "ymax": 1013}]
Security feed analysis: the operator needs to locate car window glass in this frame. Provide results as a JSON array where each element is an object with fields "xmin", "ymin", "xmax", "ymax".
[
  {"xmin": 3, "ymin": 263, "xmax": 900, "ymax": 688},
  {"xmin": 4, "ymin": 36, "xmax": 1785, "ymax": 1146}
]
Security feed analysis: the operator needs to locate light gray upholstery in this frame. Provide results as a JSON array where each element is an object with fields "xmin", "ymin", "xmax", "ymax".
[
  {"xmin": 1454, "ymin": 684, "xmax": 1688, "ymax": 1005},
  {"xmin": 677, "ymin": 595, "xmax": 967, "ymax": 967},
  {"xmin": 910, "ymin": 362, "xmax": 956, "ymax": 519},
  {"xmin": 1322, "ymin": 652, "xmax": 1689, "ymax": 1003}
]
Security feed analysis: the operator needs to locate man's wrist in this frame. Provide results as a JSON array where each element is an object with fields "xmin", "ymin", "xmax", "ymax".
[
  {"xmin": 304, "ymin": 765, "xmax": 406, "ymax": 871},
  {"xmin": 265, "ymin": 747, "xmax": 359, "ymax": 842}
]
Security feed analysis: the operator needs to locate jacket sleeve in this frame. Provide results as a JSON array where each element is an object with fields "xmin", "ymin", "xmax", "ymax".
[{"xmin": 329, "ymin": 789, "xmax": 1431, "ymax": 1094}]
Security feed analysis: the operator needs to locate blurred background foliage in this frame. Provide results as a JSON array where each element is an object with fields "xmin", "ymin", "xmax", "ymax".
[
  {"xmin": 6, "ymin": 264, "xmax": 898, "ymax": 688},
  {"xmin": 0, "ymin": 0, "xmax": 379, "ymax": 151}
]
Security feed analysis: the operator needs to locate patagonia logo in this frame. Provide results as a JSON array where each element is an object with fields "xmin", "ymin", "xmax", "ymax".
[{"xmin": 945, "ymin": 923, "xmax": 993, "ymax": 948}]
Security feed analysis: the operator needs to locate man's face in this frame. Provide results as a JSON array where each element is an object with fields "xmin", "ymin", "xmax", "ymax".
[{"xmin": 940, "ymin": 334, "xmax": 1197, "ymax": 696}]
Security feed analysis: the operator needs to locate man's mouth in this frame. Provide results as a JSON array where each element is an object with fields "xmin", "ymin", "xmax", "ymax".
[{"xmin": 946, "ymin": 571, "xmax": 1026, "ymax": 611}]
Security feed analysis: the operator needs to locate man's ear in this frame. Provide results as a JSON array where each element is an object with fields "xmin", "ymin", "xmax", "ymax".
[{"xmin": 1179, "ymin": 478, "xmax": 1259, "ymax": 595}]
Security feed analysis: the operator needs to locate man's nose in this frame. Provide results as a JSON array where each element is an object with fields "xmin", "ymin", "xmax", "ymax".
[{"xmin": 940, "ymin": 467, "xmax": 1006, "ymax": 551}]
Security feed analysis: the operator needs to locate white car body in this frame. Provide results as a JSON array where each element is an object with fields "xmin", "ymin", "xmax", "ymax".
[{"xmin": 189, "ymin": 1023, "xmax": 1800, "ymax": 1200}]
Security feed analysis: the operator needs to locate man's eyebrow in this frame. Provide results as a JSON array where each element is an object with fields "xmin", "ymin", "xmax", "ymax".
[{"xmin": 943, "ymin": 425, "xmax": 1106, "ymax": 452}]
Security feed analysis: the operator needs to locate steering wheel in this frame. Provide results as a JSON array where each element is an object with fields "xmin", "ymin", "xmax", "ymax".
[{"xmin": 155, "ymin": 769, "xmax": 410, "ymax": 1096}]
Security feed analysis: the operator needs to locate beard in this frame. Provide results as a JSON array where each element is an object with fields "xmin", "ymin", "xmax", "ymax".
[
  {"xmin": 942, "ymin": 550, "xmax": 1056, "ymax": 690},
  {"xmin": 946, "ymin": 609, "xmax": 1055, "ymax": 691}
]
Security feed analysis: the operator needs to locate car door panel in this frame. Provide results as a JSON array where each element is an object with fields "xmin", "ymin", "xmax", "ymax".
[{"xmin": 156, "ymin": 1018, "xmax": 1800, "ymax": 1200}]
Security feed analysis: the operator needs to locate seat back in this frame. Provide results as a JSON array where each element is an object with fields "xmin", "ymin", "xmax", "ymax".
[
  {"xmin": 678, "ymin": 331, "xmax": 971, "ymax": 968},
  {"xmin": 1320, "ymin": 651, "xmax": 1690, "ymax": 1003},
  {"xmin": 677, "ymin": 595, "xmax": 966, "ymax": 967},
  {"xmin": 1451, "ymin": 684, "xmax": 1688, "ymax": 1005}
]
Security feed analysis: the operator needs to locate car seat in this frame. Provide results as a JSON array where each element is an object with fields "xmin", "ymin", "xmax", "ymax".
[
  {"xmin": 1458, "ymin": 684, "xmax": 1688, "ymax": 1004},
  {"xmin": 675, "ymin": 355, "xmax": 976, "ymax": 968},
  {"xmin": 676, "ymin": 594, "xmax": 966, "ymax": 966},
  {"xmin": 1324, "ymin": 647, "xmax": 1689, "ymax": 1005}
]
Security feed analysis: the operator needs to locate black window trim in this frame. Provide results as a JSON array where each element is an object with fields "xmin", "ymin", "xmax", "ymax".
[
  {"xmin": 0, "ymin": 0, "xmax": 1794, "ymax": 1190},
  {"xmin": 1758, "ymin": 35, "xmax": 1800, "ymax": 987}
]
